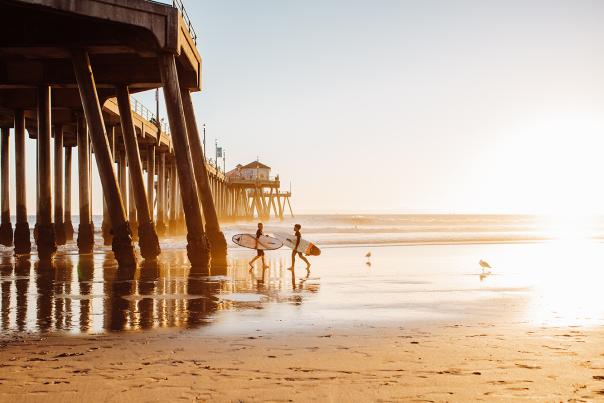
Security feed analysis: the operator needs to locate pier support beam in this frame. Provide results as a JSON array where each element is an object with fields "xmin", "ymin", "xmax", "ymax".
[
  {"xmin": 53, "ymin": 125, "xmax": 66, "ymax": 245},
  {"xmin": 72, "ymin": 49, "xmax": 135, "ymax": 266},
  {"xmin": 115, "ymin": 85, "xmax": 160, "ymax": 259},
  {"xmin": 76, "ymin": 117, "xmax": 94, "ymax": 253},
  {"xmin": 128, "ymin": 176, "xmax": 138, "ymax": 240},
  {"xmin": 13, "ymin": 110, "xmax": 30, "ymax": 254},
  {"xmin": 36, "ymin": 86, "xmax": 57, "ymax": 260},
  {"xmin": 146, "ymin": 145, "xmax": 155, "ymax": 223},
  {"xmin": 168, "ymin": 160, "xmax": 178, "ymax": 232},
  {"xmin": 181, "ymin": 88, "xmax": 227, "ymax": 262},
  {"xmin": 0, "ymin": 127, "xmax": 13, "ymax": 246},
  {"xmin": 160, "ymin": 53, "xmax": 209, "ymax": 267},
  {"xmin": 101, "ymin": 126, "xmax": 115, "ymax": 245},
  {"xmin": 64, "ymin": 146, "xmax": 74, "ymax": 241},
  {"xmin": 156, "ymin": 151, "xmax": 167, "ymax": 235}
]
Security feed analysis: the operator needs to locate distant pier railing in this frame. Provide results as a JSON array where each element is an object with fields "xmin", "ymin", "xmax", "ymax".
[
  {"xmin": 131, "ymin": 97, "xmax": 170, "ymax": 134},
  {"xmin": 173, "ymin": 0, "xmax": 197, "ymax": 44}
]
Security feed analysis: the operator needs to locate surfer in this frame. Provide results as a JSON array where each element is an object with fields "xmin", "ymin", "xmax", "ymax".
[
  {"xmin": 289, "ymin": 224, "xmax": 311, "ymax": 272},
  {"xmin": 249, "ymin": 222, "xmax": 270, "ymax": 271}
]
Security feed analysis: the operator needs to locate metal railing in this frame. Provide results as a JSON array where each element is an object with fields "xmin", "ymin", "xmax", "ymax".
[
  {"xmin": 173, "ymin": 0, "xmax": 197, "ymax": 44},
  {"xmin": 130, "ymin": 97, "xmax": 170, "ymax": 134}
]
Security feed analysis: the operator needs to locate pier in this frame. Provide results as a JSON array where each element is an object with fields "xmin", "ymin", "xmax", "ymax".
[{"xmin": 0, "ymin": 0, "xmax": 292, "ymax": 268}]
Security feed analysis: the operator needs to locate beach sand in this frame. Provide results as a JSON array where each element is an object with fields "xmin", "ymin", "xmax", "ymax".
[
  {"xmin": 1, "ymin": 242, "xmax": 604, "ymax": 401},
  {"xmin": 1, "ymin": 323, "xmax": 603, "ymax": 402}
]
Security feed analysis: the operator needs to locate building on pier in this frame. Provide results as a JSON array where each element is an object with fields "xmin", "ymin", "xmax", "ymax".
[{"xmin": 222, "ymin": 160, "xmax": 293, "ymax": 221}]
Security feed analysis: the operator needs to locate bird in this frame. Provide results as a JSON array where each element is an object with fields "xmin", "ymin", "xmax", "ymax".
[
  {"xmin": 365, "ymin": 251, "xmax": 372, "ymax": 258},
  {"xmin": 479, "ymin": 259, "xmax": 492, "ymax": 271}
]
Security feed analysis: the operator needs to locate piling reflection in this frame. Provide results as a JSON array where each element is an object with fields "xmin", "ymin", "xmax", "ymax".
[{"xmin": 0, "ymin": 249, "xmax": 320, "ymax": 334}]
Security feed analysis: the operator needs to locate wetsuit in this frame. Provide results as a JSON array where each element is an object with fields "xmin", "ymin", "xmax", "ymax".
[
  {"xmin": 294, "ymin": 230, "xmax": 303, "ymax": 256},
  {"xmin": 256, "ymin": 228, "xmax": 264, "ymax": 256}
]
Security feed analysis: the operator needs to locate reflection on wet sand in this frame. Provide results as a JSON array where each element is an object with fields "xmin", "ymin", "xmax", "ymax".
[{"xmin": 0, "ymin": 250, "xmax": 319, "ymax": 334}]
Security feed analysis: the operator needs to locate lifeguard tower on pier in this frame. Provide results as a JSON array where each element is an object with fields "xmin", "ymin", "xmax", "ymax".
[{"xmin": 225, "ymin": 160, "xmax": 293, "ymax": 221}]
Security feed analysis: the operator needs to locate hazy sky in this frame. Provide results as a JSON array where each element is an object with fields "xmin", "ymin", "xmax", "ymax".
[{"xmin": 15, "ymin": 0, "xmax": 604, "ymax": 215}]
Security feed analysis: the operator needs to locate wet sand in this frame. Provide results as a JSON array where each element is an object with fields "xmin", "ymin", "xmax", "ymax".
[{"xmin": 2, "ymin": 241, "xmax": 604, "ymax": 401}]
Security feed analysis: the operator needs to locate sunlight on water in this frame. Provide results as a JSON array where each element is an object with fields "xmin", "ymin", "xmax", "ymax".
[{"xmin": 3, "ymin": 218, "xmax": 604, "ymax": 335}]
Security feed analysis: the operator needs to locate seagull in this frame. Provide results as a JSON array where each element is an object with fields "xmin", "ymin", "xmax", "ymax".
[
  {"xmin": 479, "ymin": 259, "xmax": 492, "ymax": 271},
  {"xmin": 365, "ymin": 251, "xmax": 372, "ymax": 258}
]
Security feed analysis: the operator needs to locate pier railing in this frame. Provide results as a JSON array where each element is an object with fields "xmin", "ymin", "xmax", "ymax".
[
  {"xmin": 173, "ymin": 0, "xmax": 197, "ymax": 44},
  {"xmin": 131, "ymin": 97, "xmax": 170, "ymax": 134}
]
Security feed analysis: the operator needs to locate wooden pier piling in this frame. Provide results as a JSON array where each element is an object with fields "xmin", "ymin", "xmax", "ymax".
[
  {"xmin": 156, "ymin": 151, "xmax": 167, "ymax": 235},
  {"xmin": 0, "ymin": 126, "xmax": 13, "ymax": 246},
  {"xmin": 160, "ymin": 53, "xmax": 209, "ymax": 267},
  {"xmin": 115, "ymin": 85, "xmax": 160, "ymax": 259},
  {"xmin": 76, "ymin": 117, "xmax": 94, "ymax": 254},
  {"xmin": 64, "ymin": 146, "xmax": 74, "ymax": 241},
  {"xmin": 13, "ymin": 110, "xmax": 30, "ymax": 254},
  {"xmin": 36, "ymin": 85, "xmax": 57, "ymax": 260},
  {"xmin": 181, "ymin": 88, "xmax": 227, "ymax": 261},
  {"xmin": 53, "ymin": 124, "xmax": 66, "ymax": 245},
  {"xmin": 72, "ymin": 49, "xmax": 135, "ymax": 267}
]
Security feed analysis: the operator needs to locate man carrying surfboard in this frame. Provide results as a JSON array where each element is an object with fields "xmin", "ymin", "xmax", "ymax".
[
  {"xmin": 289, "ymin": 224, "xmax": 311, "ymax": 272},
  {"xmin": 249, "ymin": 223, "xmax": 270, "ymax": 271}
]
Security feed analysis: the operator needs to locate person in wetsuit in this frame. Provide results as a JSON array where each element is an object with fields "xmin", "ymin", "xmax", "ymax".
[
  {"xmin": 289, "ymin": 224, "xmax": 311, "ymax": 272},
  {"xmin": 249, "ymin": 222, "xmax": 269, "ymax": 270}
]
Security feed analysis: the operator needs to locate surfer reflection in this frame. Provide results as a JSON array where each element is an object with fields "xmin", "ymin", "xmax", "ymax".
[
  {"xmin": 249, "ymin": 222, "xmax": 270, "ymax": 271},
  {"xmin": 288, "ymin": 224, "xmax": 311, "ymax": 272}
]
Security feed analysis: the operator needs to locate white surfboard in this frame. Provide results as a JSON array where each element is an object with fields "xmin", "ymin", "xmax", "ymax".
[
  {"xmin": 232, "ymin": 234, "xmax": 283, "ymax": 250},
  {"xmin": 273, "ymin": 232, "xmax": 321, "ymax": 256}
]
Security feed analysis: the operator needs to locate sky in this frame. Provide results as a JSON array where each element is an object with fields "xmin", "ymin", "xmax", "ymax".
[{"xmin": 14, "ymin": 0, "xmax": 604, "ymax": 215}]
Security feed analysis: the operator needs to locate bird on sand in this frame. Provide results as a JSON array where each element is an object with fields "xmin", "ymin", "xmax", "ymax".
[
  {"xmin": 479, "ymin": 259, "xmax": 492, "ymax": 271},
  {"xmin": 365, "ymin": 251, "xmax": 372, "ymax": 258}
]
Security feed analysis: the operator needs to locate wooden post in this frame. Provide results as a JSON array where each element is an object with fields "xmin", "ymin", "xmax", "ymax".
[
  {"xmin": 168, "ymin": 159, "xmax": 177, "ymax": 232},
  {"xmin": 76, "ymin": 117, "xmax": 94, "ymax": 253},
  {"xmin": 115, "ymin": 85, "xmax": 160, "ymax": 259},
  {"xmin": 156, "ymin": 151, "xmax": 167, "ymax": 235},
  {"xmin": 101, "ymin": 125, "xmax": 114, "ymax": 245},
  {"xmin": 72, "ymin": 49, "xmax": 135, "ymax": 266},
  {"xmin": 53, "ymin": 124, "xmax": 66, "ymax": 245},
  {"xmin": 64, "ymin": 146, "xmax": 74, "ymax": 241},
  {"xmin": 128, "ymin": 175, "xmax": 138, "ymax": 240},
  {"xmin": 0, "ymin": 127, "xmax": 13, "ymax": 246},
  {"xmin": 13, "ymin": 110, "xmax": 31, "ymax": 254},
  {"xmin": 287, "ymin": 196, "xmax": 294, "ymax": 217},
  {"xmin": 159, "ymin": 53, "xmax": 209, "ymax": 267},
  {"xmin": 36, "ymin": 86, "xmax": 57, "ymax": 259},
  {"xmin": 180, "ymin": 88, "xmax": 227, "ymax": 261},
  {"xmin": 147, "ymin": 145, "xmax": 155, "ymax": 222}
]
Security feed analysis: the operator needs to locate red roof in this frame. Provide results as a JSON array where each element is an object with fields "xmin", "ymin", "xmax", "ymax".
[{"xmin": 240, "ymin": 161, "xmax": 271, "ymax": 170}]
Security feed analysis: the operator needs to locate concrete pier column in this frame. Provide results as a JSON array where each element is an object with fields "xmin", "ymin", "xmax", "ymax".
[
  {"xmin": 156, "ymin": 151, "xmax": 167, "ymax": 235},
  {"xmin": 64, "ymin": 146, "xmax": 74, "ymax": 241},
  {"xmin": 72, "ymin": 49, "xmax": 135, "ymax": 266},
  {"xmin": 115, "ymin": 85, "xmax": 160, "ymax": 259},
  {"xmin": 53, "ymin": 125, "xmax": 66, "ymax": 245},
  {"xmin": 160, "ymin": 53, "xmax": 209, "ymax": 267},
  {"xmin": 168, "ymin": 160, "xmax": 177, "ymax": 232},
  {"xmin": 117, "ymin": 150, "xmax": 127, "ymax": 212},
  {"xmin": 128, "ymin": 176, "xmax": 138, "ymax": 240},
  {"xmin": 180, "ymin": 88, "xmax": 227, "ymax": 261},
  {"xmin": 76, "ymin": 117, "xmax": 94, "ymax": 253},
  {"xmin": 13, "ymin": 110, "xmax": 31, "ymax": 254},
  {"xmin": 101, "ymin": 126, "xmax": 115, "ymax": 245},
  {"xmin": 36, "ymin": 86, "xmax": 57, "ymax": 259},
  {"xmin": 0, "ymin": 127, "xmax": 13, "ymax": 246},
  {"xmin": 146, "ymin": 145, "xmax": 155, "ymax": 222}
]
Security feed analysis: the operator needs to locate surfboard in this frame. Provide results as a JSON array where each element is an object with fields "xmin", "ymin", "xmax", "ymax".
[
  {"xmin": 232, "ymin": 234, "xmax": 283, "ymax": 250},
  {"xmin": 274, "ymin": 232, "xmax": 321, "ymax": 256}
]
